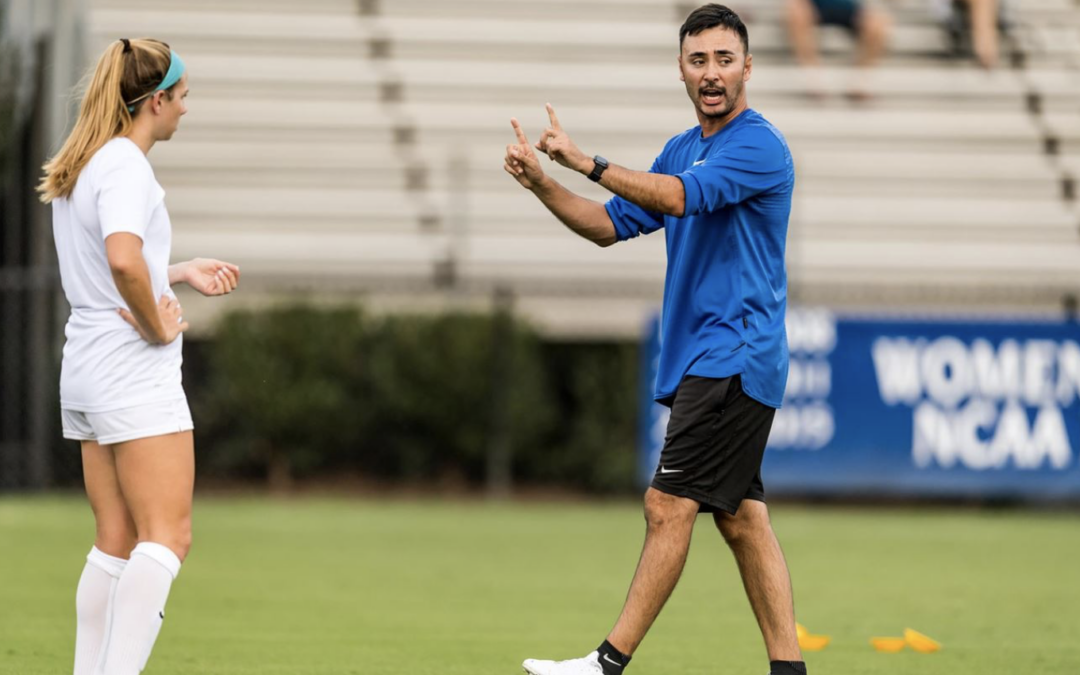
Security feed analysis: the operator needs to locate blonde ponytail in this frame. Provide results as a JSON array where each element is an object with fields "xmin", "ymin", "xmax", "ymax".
[{"xmin": 38, "ymin": 38, "xmax": 173, "ymax": 203}]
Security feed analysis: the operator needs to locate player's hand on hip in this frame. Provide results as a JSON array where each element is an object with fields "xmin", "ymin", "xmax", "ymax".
[
  {"xmin": 183, "ymin": 258, "xmax": 240, "ymax": 296},
  {"xmin": 535, "ymin": 104, "xmax": 589, "ymax": 173},
  {"xmin": 505, "ymin": 118, "xmax": 546, "ymax": 190},
  {"xmin": 118, "ymin": 295, "xmax": 189, "ymax": 345}
]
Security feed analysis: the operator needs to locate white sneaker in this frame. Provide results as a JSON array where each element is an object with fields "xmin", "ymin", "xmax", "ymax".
[{"xmin": 522, "ymin": 650, "xmax": 605, "ymax": 675}]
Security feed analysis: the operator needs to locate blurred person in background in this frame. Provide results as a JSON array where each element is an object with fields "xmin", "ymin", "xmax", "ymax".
[
  {"xmin": 38, "ymin": 37, "xmax": 239, "ymax": 675},
  {"xmin": 933, "ymin": 0, "xmax": 1002, "ymax": 68},
  {"xmin": 785, "ymin": 0, "xmax": 891, "ymax": 100},
  {"xmin": 505, "ymin": 5, "xmax": 803, "ymax": 675}
]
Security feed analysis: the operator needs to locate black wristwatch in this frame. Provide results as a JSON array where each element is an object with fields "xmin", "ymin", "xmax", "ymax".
[{"xmin": 587, "ymin": 155, "xmax": 609, "ymax": 182}]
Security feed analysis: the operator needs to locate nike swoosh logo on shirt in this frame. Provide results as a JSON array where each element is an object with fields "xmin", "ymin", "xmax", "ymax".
[{"xmin": 692, "ymin": 159, "xmax": 706, "ymax": 166}]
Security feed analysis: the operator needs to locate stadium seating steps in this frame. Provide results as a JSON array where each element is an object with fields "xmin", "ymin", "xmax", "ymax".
[{"xmin": 89, "ymin": 0, "xmax": 1080, "ymax": 336}]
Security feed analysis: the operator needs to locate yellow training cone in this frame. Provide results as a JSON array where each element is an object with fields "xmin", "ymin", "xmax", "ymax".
[
  {"xmin": 799, "ymin": 634, "xmax": 832, "ymax": 652},
  {"xmin": 870, "ymin": 637, "xmax": 907, "ymax": 653},
  {"xmin": 795, "ymin": 623, "xmax": 831, "ymax": 651},
  {"xmin": 905, "ymin": 628, "xmax": 942, "ymax": 653}
]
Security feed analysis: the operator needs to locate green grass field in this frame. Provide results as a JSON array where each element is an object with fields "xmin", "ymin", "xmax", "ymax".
[{"xmin": 2, "ymin": 495, "xmax": 1078, "ymax": 674}]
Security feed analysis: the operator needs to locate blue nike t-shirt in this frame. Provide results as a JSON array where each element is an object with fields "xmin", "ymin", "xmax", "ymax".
[{"xmin": 605, "ymin": 108, "xmax": 794, "ymax": 409}]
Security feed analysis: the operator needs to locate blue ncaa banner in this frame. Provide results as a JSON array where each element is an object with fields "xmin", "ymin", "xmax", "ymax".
[{"xmin": 640, "ymin": 310, "xmax": 1080, "ymax": 499}]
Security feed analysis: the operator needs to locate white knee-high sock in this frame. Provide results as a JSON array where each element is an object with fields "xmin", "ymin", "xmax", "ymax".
[
  {"xmin": 97, "ymin": 542, "xmax": 181, "ymax": 675},
  {"xmin": 74, "ymin": 547, "xmax": 127, "ymax": 675}
]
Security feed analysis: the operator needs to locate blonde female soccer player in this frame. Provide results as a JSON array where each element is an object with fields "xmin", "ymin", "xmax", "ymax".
[{"xmin": 39, "ymin": 38, "xmax": 239, "ymax": 675}]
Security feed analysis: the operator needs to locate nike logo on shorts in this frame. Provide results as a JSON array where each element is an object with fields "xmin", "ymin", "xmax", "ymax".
[{"xmin": 660, "ymin": 466, "xmax": 683, "ymax": 474}]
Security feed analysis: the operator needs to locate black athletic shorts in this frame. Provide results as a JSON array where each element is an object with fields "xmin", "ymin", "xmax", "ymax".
[
  {"xmin": 810, "ymin": 0, "xmax": 863, "ymax": 32},
  {"xmin": 651, "ymin": 374, "xmax": 776, "ymax": 515}
]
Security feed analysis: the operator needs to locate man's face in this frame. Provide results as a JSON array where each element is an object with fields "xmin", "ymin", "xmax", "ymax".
[{"xmin": 679, "ymin": 26, "xmax": 751, "ymax": 120}]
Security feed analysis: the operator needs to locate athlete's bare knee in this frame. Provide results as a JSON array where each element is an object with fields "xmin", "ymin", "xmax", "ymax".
[
  {"xmin": 94, "ymin": 528, "xmax": 137, "ymax": 558},
  {"xmin": 643, "ymin": 489, "xmax": 697, "ymax": 532},
  {"xmin": 860, "ymin": 9, "xmax": 890, "ymax": 43},
  {"xmin": 173, "ymin": 526, "xmax": 192, "ymax": 562},
  {"xmin": 94, "ymin": 514, "xmax": 138, "ymax": 558},
  {"xmin": 142, "ymin": 518, "xmax": 192, "ymax": 562},
  {"xmin": 715, "ymin": 502, "xmax": 771, "ymax": 546}
]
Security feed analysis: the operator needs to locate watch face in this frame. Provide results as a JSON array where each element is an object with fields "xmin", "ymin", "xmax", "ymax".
[{"xmin": 590, "ymin": 157, "xmax": 608, "ymax": 181}]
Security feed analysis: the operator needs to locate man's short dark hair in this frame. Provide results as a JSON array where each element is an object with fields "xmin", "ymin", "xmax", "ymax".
[{"xmin": 679, "ymin": 4, "xmax": 749, "ymax": 54}]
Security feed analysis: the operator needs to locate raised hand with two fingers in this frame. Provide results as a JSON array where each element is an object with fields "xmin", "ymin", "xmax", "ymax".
[
  {"xmin": 534, "ymin": 103, "xmax": 591, "ymax": 174},
  {"xmin": 504, "ymin": 117, "xmax": 548, "ymax": 190}
]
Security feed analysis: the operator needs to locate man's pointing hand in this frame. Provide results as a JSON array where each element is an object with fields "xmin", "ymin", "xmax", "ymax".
[
  {"xmin": 535, "ymin": 103, "xmax": 591, "ymax": 175},
  {"xmin": 505, "ymin": 117, "xmax": 547, "ymax": 191}
]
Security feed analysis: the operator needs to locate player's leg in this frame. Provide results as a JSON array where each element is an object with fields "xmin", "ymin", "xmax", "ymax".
[
  {"xmin": 75, "ymin": 438, "xmax": 138, "ymax": 675},
  {"xmin": 522, "ymin": 488, "xmax": 698, "ymax": 675},
  {"xmin": 854, "ymin": 5, "xmax": 890, "ymax": 69},
  {"xmin": 714, "ymin": 501, "xmax": 802, "ymax": 662},
  {"xmin": 98, "ymin": 424, "xmax": 194, "ymax": 675},
  {"xmin": 606, "ymin": 487, "xmax": 700, "ymax": 654},
  {"xmin": 523, "ymin": 376, "xmax": 734, "ymax": 675},
  {"xmin": 964, "ymin": 0, "xmax": 999, "ymax": 68},
  {"xmin": 785, "ymin": 0, "xmax": 823, "ymax": 68},
  {"xmin": 706, "ymin": 376, "xmax": 805, "ymax": 674}
]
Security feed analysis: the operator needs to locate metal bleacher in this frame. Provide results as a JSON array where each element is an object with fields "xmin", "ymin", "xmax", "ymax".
[{"xmin": 86, "ymin": 0, "xmax": 1080, "ymax": 335}]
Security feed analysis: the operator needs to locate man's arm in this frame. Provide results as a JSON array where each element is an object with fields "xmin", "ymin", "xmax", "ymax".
[
  {"xmin": 505, "ymin": 120, "xmax": 617, "ymax": 247},
  {"xmin": 535, "ymin": 104, "xmax": 685, "ymax": 217},
  {"xmin": 591, "ymin": 163, "xmax": 684, "ymax": 218}
]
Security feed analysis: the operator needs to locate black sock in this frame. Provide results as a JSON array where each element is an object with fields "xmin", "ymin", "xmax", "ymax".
[
  {"xmin": 596, "ymin": 640, "xmax": 631, "ymax": 675},
  {"xmin": 770, "ymin": 661, "xmax": 807, "ymax": 675}
]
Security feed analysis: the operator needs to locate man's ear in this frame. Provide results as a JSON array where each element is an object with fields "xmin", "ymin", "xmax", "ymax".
[
  {"xmin": 743, "ymin": 52, "xmax": 753, "ymax": 82},
  {"xmin": 677, "ymin": 55, "xmax": 685, "ymax": 82}
]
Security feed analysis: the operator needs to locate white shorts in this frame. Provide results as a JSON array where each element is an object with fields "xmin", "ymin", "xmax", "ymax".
[{"xmin": 62, "ymin": 398, "xmax": 194, "ymax": 445}]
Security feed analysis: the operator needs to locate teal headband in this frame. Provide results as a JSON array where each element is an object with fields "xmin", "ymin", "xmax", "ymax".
[{"xmin": 126, "ymin": 50, "xmax": 186, "ymax": 113}]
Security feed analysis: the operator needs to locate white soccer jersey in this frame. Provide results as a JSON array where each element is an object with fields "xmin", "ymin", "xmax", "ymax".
[{"xmin": 52, "ymin": 137, "xmax": 183, "ymax": 412}]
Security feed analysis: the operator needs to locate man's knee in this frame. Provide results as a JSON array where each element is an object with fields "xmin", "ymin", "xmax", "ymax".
[
  {"xmin": 714, "ymin": 501, "xmax": 771, "ymax": 546},
  {"xmin": 643, "ymin": 488, "xmax": 698, "ymax": 531}
]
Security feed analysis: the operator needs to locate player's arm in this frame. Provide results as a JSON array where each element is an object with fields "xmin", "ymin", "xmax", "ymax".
[
  {"xmin": 106, "ymin": 233, "xmax": 187, "ymax": 345},
  {"xmin": 505, "ymin": 118, "xmax": 617, "ymax": 247},
  {"xmin": 535, "ymin": 104, "xmax": 685, "ymax": 217},
  {"xmin": 168, "ymin": 259, "xmax": 241, "ymax": 296}
]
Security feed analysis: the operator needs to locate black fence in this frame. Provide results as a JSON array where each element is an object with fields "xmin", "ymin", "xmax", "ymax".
[{"xmin": 0, "ymin": 6, "xmax": 70, "ymax": 490}]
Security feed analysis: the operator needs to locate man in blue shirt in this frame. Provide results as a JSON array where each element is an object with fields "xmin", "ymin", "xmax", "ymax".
[{"xmin": 505, "ymin": 6, "xmax": 805, "ymax": 675}]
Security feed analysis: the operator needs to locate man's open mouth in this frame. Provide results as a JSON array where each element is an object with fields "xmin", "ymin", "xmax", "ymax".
[{"xmin": 700, "ymin": 88, "xmax": 725, "ymax": 105}]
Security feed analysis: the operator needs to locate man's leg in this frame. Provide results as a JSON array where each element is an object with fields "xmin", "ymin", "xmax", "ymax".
[
  {"xmin": 523, "ymin": 488, "xmax": 699, "ymax": 675},
  {"xmin": 714, "ymin": 500, "xmax": 802, "ymax": 662},
  {"xmin": 605, "ymin": 488, "xmax": 700, "ymax": 655}
]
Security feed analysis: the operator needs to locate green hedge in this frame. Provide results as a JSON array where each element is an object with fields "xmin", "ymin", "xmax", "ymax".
[{"xmin": 189, "ymin": 305, "xmax": 639, "ymax": 492}]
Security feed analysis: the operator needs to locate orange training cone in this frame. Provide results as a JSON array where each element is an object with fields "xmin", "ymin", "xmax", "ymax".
[
  {"xmin": 796, "ymin": 623, "xmax": 831, "ymax": 652},
  {"xmin": 870, "ymin": 637, "xmax": 907, "ymax": 653},
  {"xmin": 904, "ymin": 628, "xmax": 942, "ymax": 653}
]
